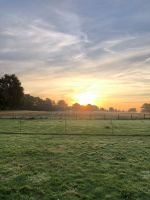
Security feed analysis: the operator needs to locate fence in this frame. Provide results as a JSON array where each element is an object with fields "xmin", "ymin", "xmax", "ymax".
[
  {"xmin": 0, "ymin": 112, "xmax": 150, "ymax": 136},
  {"xmin": 0, "ymin": 111, "xmax": 150, "ymax": 120}
]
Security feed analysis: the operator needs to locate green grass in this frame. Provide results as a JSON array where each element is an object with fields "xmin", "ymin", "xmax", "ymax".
[
  {"xmin": 0, "ymin": 119, "xmax": 150, "ymax": 135},
  {"xmin": 0, "ymin": 135, "xmax": 150, "ymax": 200},
  {"xmin": 0, "ymin": 119, "xmax": 150, "ymax": 199}
]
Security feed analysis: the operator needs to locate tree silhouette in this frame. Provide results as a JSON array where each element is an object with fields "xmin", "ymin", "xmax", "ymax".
[
  {"xmin": 57, "ymin": 100, "xmax": 68, "ymax": 111},
  {"xmin": 0, "ymin": 74, "xmax": 24, "ymax": 109},
  {"xmin": 141, "ymin": 103, "xmax": 150, "ymax": 113}
]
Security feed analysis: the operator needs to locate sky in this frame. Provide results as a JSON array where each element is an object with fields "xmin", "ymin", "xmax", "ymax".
[{"xmin": 0, "ymin": 0, "xmax": 150, "ymax": 110}]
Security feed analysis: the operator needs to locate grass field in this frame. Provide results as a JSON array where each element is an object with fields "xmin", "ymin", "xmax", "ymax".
[
  {"xmin": 0, "ymin": 119, "xmax": 150, "ymax": 135},
  {"xmin": 0, "ymin": 118, "xmax": 150, "ymax": 199}
]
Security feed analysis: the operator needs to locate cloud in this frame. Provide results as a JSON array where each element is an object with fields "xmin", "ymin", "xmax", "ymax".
[
  {"xmin": 0, "ymin": 22, "xmax": 82, "ymax": 59},
  {"xmin": 0, "ymin": 0, "xmax": 150, "ymax": 108}
]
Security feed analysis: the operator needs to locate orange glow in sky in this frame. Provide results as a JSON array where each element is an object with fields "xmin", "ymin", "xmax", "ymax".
[{"xmin": 22, "ymin": 76, "xmax": 148, "ymax": 111}]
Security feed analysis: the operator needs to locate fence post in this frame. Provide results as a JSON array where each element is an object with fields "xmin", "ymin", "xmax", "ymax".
[
  {"xmin": 64, "ymin": 111, "xmax": 67, "ymax": 134},
  {"xmin": 76, "ymin": 112, "xmax": 77, "ymax": 120},
  {"xmin": 118, "ymin": 114, "xmax": 119, "ymax": 120},
  {"xmin": 111, "ymin": 119, "xmax": 114, "ymax": 134},
  {"xmin": 19, "ymin": 119, "xmax": 21, "ymax": 134}
]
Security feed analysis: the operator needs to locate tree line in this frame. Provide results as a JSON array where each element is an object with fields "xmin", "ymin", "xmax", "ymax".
[
  {"xmin": 0, "ymin": 74, "xmax": 150, "ymax": 112},
  {"xmin": 0, "ymin": 74, "xmax": 66, "ymax": 111}
]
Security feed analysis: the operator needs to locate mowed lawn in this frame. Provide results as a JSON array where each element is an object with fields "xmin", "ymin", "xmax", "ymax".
[{"xmin": 0, "ymin": 133, "xmax": 150, "ymax": 200}]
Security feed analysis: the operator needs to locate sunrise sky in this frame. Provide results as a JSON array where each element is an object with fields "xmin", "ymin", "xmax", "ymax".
[{"xmin": 0, "ymin": 0, "xmax": 150, "ymax": 109}]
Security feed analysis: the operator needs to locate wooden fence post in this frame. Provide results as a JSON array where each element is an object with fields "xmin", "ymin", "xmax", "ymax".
[
  {"xmin": 118, "ymin": 114, "xmax": 119, "ymax": 120},
  {"xmin": 65, "ymin": 111, "xmax": 67, "ymax": 134},
  {"xmin": 111, "ymin": 119, "xmax": 114, "ymax": 134},
  {"xmin": 19, "ymin": 119, "xmax": 21, "ymax": 134}
]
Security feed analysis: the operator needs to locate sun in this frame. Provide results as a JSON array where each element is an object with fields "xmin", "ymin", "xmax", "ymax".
[{"xmin": 75, "ymin": 92, "xmax": 96, "ymax": 105}]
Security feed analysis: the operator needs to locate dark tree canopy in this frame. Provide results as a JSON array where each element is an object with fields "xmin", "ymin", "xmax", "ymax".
[
  {"xmin": 128, "ymin": 108, "xmax": 137, "ymax": 112},
  {"xmin": 22, "ymin": 94, "xmax": 55, "ymax": 111},
  {"xmin": 0, "ymin": 74, "xmax": 24, "ymax": 110},
  {"xmin": 141, "ymin": 103, "xmax": 150, "ymax": 113},
  {"xmin": 56, "ymin": 100, "xmax": 68, "ymax": 111}
]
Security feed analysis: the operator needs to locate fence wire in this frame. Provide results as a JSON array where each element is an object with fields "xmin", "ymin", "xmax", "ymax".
[{"xmin": 0, "ymin": 115, "xmax": 150, "ymax": 136}]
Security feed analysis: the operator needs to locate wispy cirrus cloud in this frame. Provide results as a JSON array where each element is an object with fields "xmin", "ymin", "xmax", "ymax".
[{"xmin": 0, "ymin": 0, "xmax": 150, "ymax": 109}]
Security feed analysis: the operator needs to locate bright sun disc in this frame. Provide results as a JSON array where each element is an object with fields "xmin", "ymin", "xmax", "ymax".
[{"xmin": 75, "ymin": 92, "xmax": 96, "ymax": 105}]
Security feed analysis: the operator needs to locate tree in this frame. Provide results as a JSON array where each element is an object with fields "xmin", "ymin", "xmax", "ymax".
[
  {"xmin": 72, "ymin": 103, "xmax": 81, "ymax": 111},
  {"xmin": 128, "ymin": 108, "xmax": 137, "ymax": 112},
  {"xmin": 0, "ymin": 74, "xmax": 24, "ymax": 110},
  {"xmin": 44, "ymin": 98, "xmax": 55, "ymax": 111},
  {"xmin": 56, "ymin": 100, "xmax": 68, "ymax": 111},
  {"xmin": 22, "ymin": 94, "xmax": 55, "ymax": 111},
  {"xmin": 109, "ymin": 107, "xmax": 115, "ymax": 112},
  {"xmin": 99, "ymin": 107, "xmax": 106, "ymax": 112},
  {"xmin": 141, "ymin": 103, "xmax": 150, "ymax": 113},
  {"xmin": 85, "ymin": 104, "xmax": 99, "ymax": 111}
]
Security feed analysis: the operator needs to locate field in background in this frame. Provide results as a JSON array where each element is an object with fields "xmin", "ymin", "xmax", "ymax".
[
  {"xmin": 0, "ymin": 111, "xmax": 150, "ymax": 199},
  {"xmin": 0, "ymin": 110, "xmax": 150, "ymax": 120}
]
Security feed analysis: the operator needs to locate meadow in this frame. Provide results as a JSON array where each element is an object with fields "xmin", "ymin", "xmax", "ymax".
[
  {"xmin": 0, "ymin": 112, "xmax": 150, "ymax": 199},
  {"xmin": 0, "ymin": 119, "xmax": 150, "ymax": 136}
]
